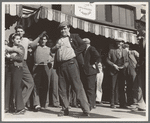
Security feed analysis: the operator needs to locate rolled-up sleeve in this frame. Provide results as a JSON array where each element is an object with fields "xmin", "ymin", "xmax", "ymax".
[{"xmin": 10, "ymin": 45, "xmax": 25, "ymax": 62}]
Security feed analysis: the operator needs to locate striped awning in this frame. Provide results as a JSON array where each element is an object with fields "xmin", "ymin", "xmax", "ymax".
[
  {"xmin": 5, "ymin": 4, "xmax": 22, "ymax": 17},
  {"xmin": 40, "ymin": 7, "xmax": 138, "ymax": 44},
  {"xmin": 5, "ymin": 4, "xmax": 138, "ymax": 44}
]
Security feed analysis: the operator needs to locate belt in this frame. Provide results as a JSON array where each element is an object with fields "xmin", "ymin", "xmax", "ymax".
[
  {"xmin": 35, "ymin": 64, "xmax": 47, "ymax": 65},
  {"xmin": 59, "ymin": 57, "xmax": 75, "ymax": 64}
]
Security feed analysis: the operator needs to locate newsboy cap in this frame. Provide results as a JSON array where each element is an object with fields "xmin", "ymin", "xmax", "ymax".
[
  {"xmin": 83, "ymin": 38, "xmax": 91, "ymax": 44},
  {"xmin": 123, "ymin": 44, "xmax": 129, "ymax": 49},
  {"xmin": 115, "ymin": 37, "xmax": 124, "ymax": 42},
  {"xmin": 58, "ymin": 21, "xmax": 70, "ymax": 29}
]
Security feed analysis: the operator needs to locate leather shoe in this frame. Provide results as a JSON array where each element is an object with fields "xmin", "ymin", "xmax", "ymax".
[
  {"xmin": 138, "ymin": 108, "xmax": 146, "ymax": 111},
  {"xmin": 13, "ymin": 109, "xmax": 26, "ymax": 115},
  {"xmin": 34, "ymin": 105, "xmax": 41, "ymax": 112},
  {"xmin": 5, "ymin": 109, "xmax": 9, "ymax": 113},
  {"xmin": 58, "ymin": 109, "xmax": 69, "ymax": 117},
  {"xmin": 81, "ymin": 112, "xmax": 90, "ymax": 117},
  {"xmin": 96, "ymin": 101, "xmax": 103, "ymax": 105},
  {"xmin": 53, "ymin": 105, "xmax": 62, "ymax": 108},
  {"xmin": 110, "ymin": 105, "xmax": 116, "ymax": 108},
  {"xmin": 93, "ymin": 105, "xmax": 96, "ymax": 109},
  {"xmin": 119, "ymin": 105, "xmax": 127, "ymax": 109}
]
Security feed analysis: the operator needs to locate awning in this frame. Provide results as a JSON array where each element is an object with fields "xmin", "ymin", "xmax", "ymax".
[
  {"xmin": 5, "ymin": 4, "xmax": 22, "ymax": 17},
  {"xmin": 5, "ymin": 4, "xmax": 138, "ymax": 44},
  {"xmin": 40, "ymin": 7, "xmax": 138, "ymax": 44}
]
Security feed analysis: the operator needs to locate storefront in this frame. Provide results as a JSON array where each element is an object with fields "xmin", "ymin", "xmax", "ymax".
[{"xmin": 5, "ymin": 3, "xmax": 141, "ymax": 102}]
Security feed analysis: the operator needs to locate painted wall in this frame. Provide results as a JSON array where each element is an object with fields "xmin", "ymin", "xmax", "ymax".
[
  {"xmin": 61, "ymin": 4, "xmax": 146, "ymax": 29},
  {"xmin": 5, "ymin": 22, "xmax": 17, "ymax": 41}
]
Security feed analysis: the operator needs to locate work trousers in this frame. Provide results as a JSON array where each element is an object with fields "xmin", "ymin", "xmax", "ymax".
[
  {"xmin": 110, "ymin": 71, "xmax": 126, "ymax": 106},
  {"xmin": 132, "ymin": 64, "xmax": 146, "ymax": 109},
  {"xmin": 22, "ymin": 61, "xmax": 34, "ymax": 105},
  {"xmin": 32, "ymin": 65, "xmax": 51, "ymax": 107},
  {"xmin": 57, "ymin": 58, "xmax": 90, "ymax": 113},
  {"xmin": 50, "ymin": 69, "xmax": 60, "ymax": 106},
  {"xmin": 84, "ymin": 74, "xmax": 97, "ymax": 109},
  {"xmin": 5, "ymin": 64, "xmax": 24, "ymax": 111},
  {"xmin": 126, "ymin": 66, "xmax": 137, "ymax": 105},
  {"xmin": 96, "ymin": 70, "xmax": 104, "ymax": 102}
]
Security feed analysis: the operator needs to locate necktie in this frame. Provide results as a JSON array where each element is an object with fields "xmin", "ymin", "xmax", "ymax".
[{"xmin": 117, "ymin": 49, "xmax": 122, "ymax": 59}]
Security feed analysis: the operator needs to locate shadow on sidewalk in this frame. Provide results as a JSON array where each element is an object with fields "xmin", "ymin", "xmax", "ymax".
[
  {"xmin": 112, "ymin": 110, "xmax": 146, "ymax": 117},
  {"xmin": 39, "ymin": 108, "xmax": 117, "ymax": 118}
]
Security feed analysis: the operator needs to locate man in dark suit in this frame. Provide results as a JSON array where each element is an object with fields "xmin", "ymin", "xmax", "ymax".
[
  {"xmin": 82, "ymin": 38, "xmax": 101, "ymax": 110},
  {"xmin": 106, "ymin": 38, "xmax": 129, "ymax": 108},
  {"xmin": 51, "ymin": 21, "xmax": 90, "ymax": 117},
  {"xmin": 123, "ymin": 44, "xmax": 139, "ymax": 106}
]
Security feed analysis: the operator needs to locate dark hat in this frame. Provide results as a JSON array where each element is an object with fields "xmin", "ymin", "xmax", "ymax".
[
  {"xmin": 58, "ymin": 21, "xmax": 70, "ymax": 29},
  {"xmin": 83, "ymin": 38, "xmax": 91, "ymax": 44},
  {"xmin": 115, "ymin": 37, "xmax": 124, "ymax": 43},
  {"xmin": 123, "ymin": 44, "xmax": 129, "ymax": 49}
]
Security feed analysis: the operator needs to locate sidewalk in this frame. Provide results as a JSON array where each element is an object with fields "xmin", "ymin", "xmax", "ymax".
[{"xmin": 3, "ymin": 102, "xmax": 147, "ymax": 122}]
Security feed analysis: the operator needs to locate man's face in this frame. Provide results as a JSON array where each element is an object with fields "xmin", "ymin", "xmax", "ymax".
[
  {"xmin": 16, "ymin": 28, "xmax": 25, "ymax": 38},
  {"xmin": 125, "ymin": 47, "xmax": 129, "ymax": 52},
  {"xmin": 41, "ymin": 36, "xmax": 48, "ymax": 46},
  {"xmin": 117, "ymin": 42, "xmax": 123, "ymax": 49},
  {"xmin": 60, "ymin": 26, "xmax": 70, "ymax": 37}
]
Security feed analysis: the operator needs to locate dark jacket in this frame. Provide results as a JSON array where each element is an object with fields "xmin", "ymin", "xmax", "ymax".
[
  {"xmin": 126, "ymin": 50, "xmax": 139, "ymax": 75},
  {"xmin": 106, "ymin": 48, "xmax": 129, "ymax": 76},
  {"xmin": 52, "ymin": 34, "xmax": 86, "ymax": 69},
  {"xmin": 83, "ymin": 46, "xmax": 101, "ymax": 76}
]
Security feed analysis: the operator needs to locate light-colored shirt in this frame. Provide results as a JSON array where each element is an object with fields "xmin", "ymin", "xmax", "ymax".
[
  {"xmin": 56, "ymin": 36, "xmax": 76, "ymax": 62},
  {"xmin": 34, "ymin": 46, "xmax": 53, "ymax": 65},
  {"xmin": 20, "ymin": 37, "xmax": 32, "ymax": 60},
  {"xmin": 116, "ymin": 48, "xmax": 123, "ymax": 59}
]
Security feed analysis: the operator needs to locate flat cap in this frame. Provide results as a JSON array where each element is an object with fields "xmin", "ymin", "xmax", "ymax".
[
  {"xmin": 115, "ymin": 37, "xmax": 124, "ymax": 43},
  {"xmin": 58, "ymin": 21, "xmax": 70, "ymax": 29},
  {"xmin": 123, "ymin": 44, "xmax": 129, "ymax": 49},
  {"xmin": 83, "ymin": 38, "xmax": 91, "ymax": 44}
]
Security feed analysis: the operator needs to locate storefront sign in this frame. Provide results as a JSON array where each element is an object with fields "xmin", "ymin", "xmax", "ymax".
[{"xmin": 75, "ymin": 3, "xmax": 96, "ymax": 20}]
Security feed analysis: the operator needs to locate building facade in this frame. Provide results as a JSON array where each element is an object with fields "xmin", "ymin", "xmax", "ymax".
[{"xmin": 5, "ymin": 3, "xmax": 147, "ymax": 44}]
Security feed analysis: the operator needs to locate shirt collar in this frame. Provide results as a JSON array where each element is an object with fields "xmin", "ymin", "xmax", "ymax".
[
  {"xmin": 86, "ymin": 45, "xmax": 90, "ymax": 50},
  {"xmin": 60, "ymin": 32, "xmax": 71, "ymax": 38}
]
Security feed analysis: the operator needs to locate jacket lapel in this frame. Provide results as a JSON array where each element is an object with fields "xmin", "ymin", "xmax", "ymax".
[
  {"xmin": 115, "ymin": 49, "xmax": 118, "ymax": 59},
  {"xmin": 122, "ymin": 49, "xmax": 125, "ymax": 57},
  {"xmin": 69, "ymin": 34, "xmax": 76, "ymax": 49},
  {"xmin": 84, "ymin": 46, "xmax": 90, "ymax": 60},
  {"xmin": 129, "ymin": 52, "xmax": 137, "ymax": 65}
]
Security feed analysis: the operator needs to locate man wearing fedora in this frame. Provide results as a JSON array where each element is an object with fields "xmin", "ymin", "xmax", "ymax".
[
  {"xmin": 106, "ymin": 38, "xmax": 129, "ymax": 108},
  {"xmin": 123, "ymin": 44, "xmax": 139, "ymax": 106},
  {"xmin": 82, "ymin": 38, "xmax": 101, "ymax": 110},
  {"xmin": 51, "ymin": 21, "xmax": 90, "ymax": 117}
]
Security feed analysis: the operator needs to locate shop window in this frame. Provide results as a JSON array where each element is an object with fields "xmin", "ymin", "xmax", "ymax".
[
  {"xmin": 105, "ymin": 5, "xmax": 112, "ymax": 22},
  {"xmin": 112, "ymin": 5, "xmax": 135, "ymax": 28},
  {"xmin": 52, "ymin": 5, "xmax": 61, "ymax": 11}
]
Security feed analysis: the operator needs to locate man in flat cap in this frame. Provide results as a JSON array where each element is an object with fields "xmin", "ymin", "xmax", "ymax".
[
  {"xmin": 82, "ymin": 38, "xmax": 101, "ymax": 110},
  {"xmin": 51, "ymin": 21, "xmax": 90, "ymax": 117},
  {"xmin": 106, "ymin": 38, "xmax": 129, "ymax": 109}
]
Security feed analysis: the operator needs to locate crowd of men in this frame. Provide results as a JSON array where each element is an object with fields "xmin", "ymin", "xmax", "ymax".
[{"xmin": 5, "ymin": 21, "xmax": 146, "ymax": 117}]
